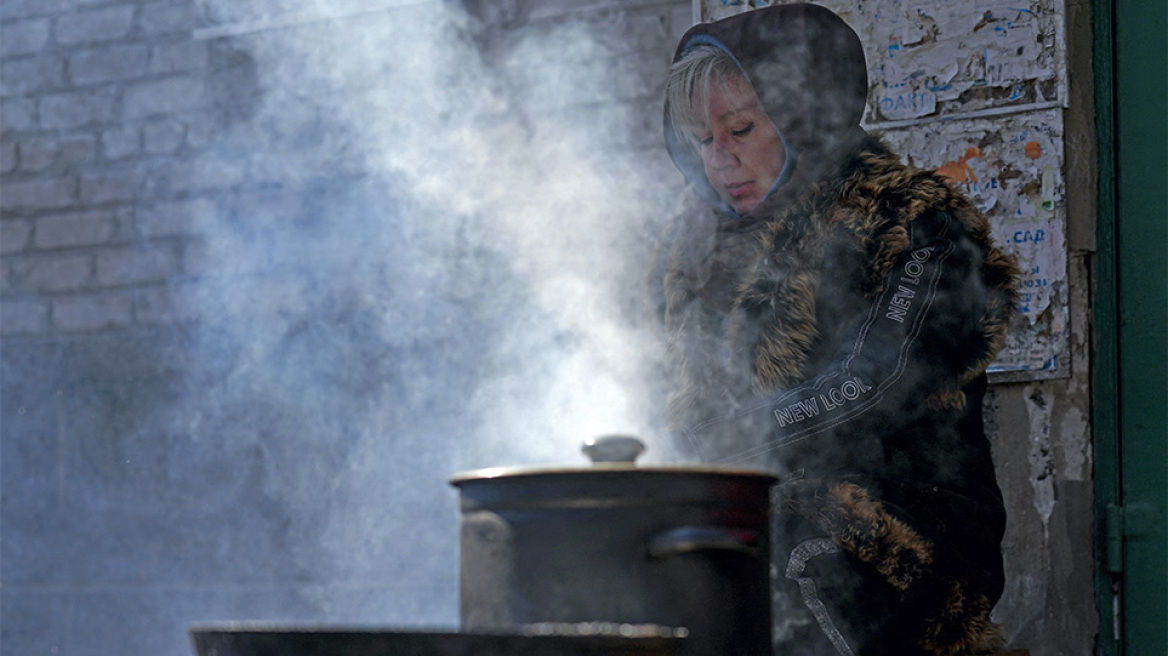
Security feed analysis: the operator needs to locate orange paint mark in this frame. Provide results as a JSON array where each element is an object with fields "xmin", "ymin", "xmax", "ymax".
[
  {"xmin": 1024, "ymin": 141, "xmax": 1042, "ymax": 159},
  {"xmin": 936, "ymin": 147, "xmax": 983, "ymax": 184}
]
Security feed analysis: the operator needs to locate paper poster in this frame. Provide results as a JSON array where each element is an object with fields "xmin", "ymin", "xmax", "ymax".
[
  {"xmin": 881, "ymin": 111, "xmax": 1068, "ymax": 374},
  {"xmin": 707, "ymin": 0, "xmax": 1066, "ymax": 124}
]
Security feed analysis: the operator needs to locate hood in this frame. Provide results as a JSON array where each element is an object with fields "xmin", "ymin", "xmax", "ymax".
[{"xmin": 664, "ymin": 5, "xmax": 869, "ymax": 216}]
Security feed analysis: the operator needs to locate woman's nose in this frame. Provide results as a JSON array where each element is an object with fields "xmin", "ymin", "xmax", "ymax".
[{"xmin": 709, "ymin": 135, "xmax": 738, "ymax": 168}]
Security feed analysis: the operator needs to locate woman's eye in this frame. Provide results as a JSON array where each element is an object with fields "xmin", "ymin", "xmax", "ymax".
[
  {"xmin": 698, "ymin": 135, "xmax": 713, "ymax": 147},
  {"xmin": 732, "ymin": 122, "xmax": 755, "ymax": 137}
]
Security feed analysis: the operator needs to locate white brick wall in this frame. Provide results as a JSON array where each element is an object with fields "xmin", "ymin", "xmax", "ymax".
[
  {"xmin": 1, "ymin": 0, "xmax": 209, "ymax": 336},
  {"xmin": 1, "ymin": 0, "xmax": 694, "ymax": 338}
]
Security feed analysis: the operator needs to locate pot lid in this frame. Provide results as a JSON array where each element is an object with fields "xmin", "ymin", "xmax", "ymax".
[{"xmin": 449, "ymin": 435, "xmax": 778, "ymax": 485}]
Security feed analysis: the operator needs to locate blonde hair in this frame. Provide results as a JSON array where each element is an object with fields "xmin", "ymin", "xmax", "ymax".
[{"xmin": 666, "ymin": 45, "xmax": 748, "ymax": 149}]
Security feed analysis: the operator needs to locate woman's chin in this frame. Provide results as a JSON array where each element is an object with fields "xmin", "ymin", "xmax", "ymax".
[{"xmin": 731, "ymin": 198, "xmax": 761, "ymax": 214}]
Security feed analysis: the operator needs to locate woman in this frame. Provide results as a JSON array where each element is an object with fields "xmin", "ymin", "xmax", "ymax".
[{"xmin": 657, "ymin": 5, "xmax": 1019, "ymax": 655}]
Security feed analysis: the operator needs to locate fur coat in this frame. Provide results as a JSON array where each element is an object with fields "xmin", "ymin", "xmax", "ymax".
[{"xmin": 661, "ymin": 134, "xmax": 1018, "ymax": 655}]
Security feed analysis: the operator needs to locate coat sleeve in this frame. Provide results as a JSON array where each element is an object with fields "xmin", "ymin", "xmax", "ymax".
[{"xmin": 682, "ymin": 209, "xmax": 999, "ymax": 466}]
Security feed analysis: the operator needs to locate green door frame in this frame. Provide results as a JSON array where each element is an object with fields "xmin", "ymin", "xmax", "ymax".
[{"xmin": 1092, "ymin": 0, "xmax": 1167, "ymax": 653}]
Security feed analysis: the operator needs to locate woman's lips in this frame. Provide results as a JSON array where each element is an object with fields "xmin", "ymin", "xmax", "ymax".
[{"xmin": 725, "ymin": 181, "xmax": 755, "ymax": 199}]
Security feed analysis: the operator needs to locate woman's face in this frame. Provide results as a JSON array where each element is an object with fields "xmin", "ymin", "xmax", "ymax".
[{"xmin": 694, "ymin": 79, "xmax": 786, "ymax": 215}]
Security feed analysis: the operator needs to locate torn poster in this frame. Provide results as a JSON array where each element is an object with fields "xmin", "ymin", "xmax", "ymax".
[{"xmin": 880, "ymin": 109, "xmax": 1068, "ymax": 375}]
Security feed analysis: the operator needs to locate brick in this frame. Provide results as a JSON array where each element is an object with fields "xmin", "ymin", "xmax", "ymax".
[
  {"xmin": 0, "ymin": 0, "xmax": 72, "ymax": 20},
  {"xmin": 230, "ymin": 188, "xmax": 308, "ymax": 224},
  {"xmin": 0, "ymin": 176, "xmax": 75, "ymax": 211},
  {"xmin": 179, "ymin": 238, "xmax": 214, "ymax": 276},
  {"xmin": 1, "ymin": 141, "xmax": 17, "ymax": 173},
  {"xmin": 142, "ymin": 120, "xmax": 184, "ymax": 154},
  {"xmin": 159, "ymin": 157, "xmax": 245, "ymax": 192},
  {"xmin": 34, "ymin": 210, "xmax": 115, "ymax": 249},
  {"xmin": 96, "ymin": 244, "xmax": 178, "ymax": 286},
  {"xmin": 249, "ymin": 151, "xmax": 318, "ymax": 186},
  {"xmin": 1, "ymin": 56, "xmax": 64, "ymax": 97},
  {"xmin": 20, "ymin": 253, "xmax": 92, "ymax": 292},
  {"xmin": 0, "ymin": 299, "xmax": 49, "ymax": 335},
  {"xmin": 101, "ymin": 126, "xmax": 140, "ymax": 160},
  {"xmin": 1, "ymin": 218, "xmax": 32, "ymax": 254},
  {"xmin": 80, "ymin": 169, "xmax": 143, "ymax": 204},
  {"xmin": 139, "ymin": 2, "xmax": 202, "ymax": 35},
  {"xmin": 52, "ymin": 291, "xmax": 133, "ymax": 332},
  {"xmin": 68, "ymin": 45, "xmax": 150, "ymax": 86},
  {"xmin": 524, "ymin": 0, "xmax": 676, "ymax": 22},
  {"xmin": 123, "ymin": 75, "xmax": 208, "ymax": 119},
  {"xmin": 54, "ymin": 5, "xmax": 136, "ymax": 46},
  {"xmin": 149, "ymin": 40, "xmax": 208, "ymax": 75},
  {"xmin": 136, "ymin": 198, "xmax": 214, "ymax": 238},
  {"xmin": 17, "ymin": 137, "xmax": 57, "ymax": 172},
  {"xmin": 60, "ymin": 134, "xmax": 98, "ymax": 164},
  {"xmin": 110, "ymin": 206, "xmax": 137, "ymax": 242},
  {"xmin": 134, "ymin": 284, "xmax": 179, "ymax": 324},
  {"xmin": 184, "ymin": 114, "xmax": 222, "ymax": 149},
  {"xmin": 1, "ymin": 96, "xmax": 36, "ymax": 134},
  {"xmin": 39, "ymin": 87, "xmax": 118, "ymax": 130},
  {"xmin": 1, "ymin": 18, "xmax": 51, "ymax": 57}
]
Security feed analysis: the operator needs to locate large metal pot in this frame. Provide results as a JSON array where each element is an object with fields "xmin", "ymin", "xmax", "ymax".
[{"xmin": 450, "ymin": 436, "xmax": 778, "ymax": 656}]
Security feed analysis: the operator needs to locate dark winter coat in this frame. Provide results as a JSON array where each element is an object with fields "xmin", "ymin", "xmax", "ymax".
[{"xmin": 659, "ymin": 5, "xmax": 1020, "ymax": 655}]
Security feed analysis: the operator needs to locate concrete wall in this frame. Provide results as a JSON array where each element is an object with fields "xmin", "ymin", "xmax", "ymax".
[{"xmin": 986, "ymin": 0, "xmax": 1101, "ymax": 650}]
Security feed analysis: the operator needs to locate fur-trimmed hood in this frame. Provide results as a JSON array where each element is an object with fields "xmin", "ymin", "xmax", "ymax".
[
  {"xmin": 664, "ymin": 4, "xmax": 869, "ymax": 216},
  {"xmin": 662, "ymin": 4, "xmax": 873, "ymax": 313}
]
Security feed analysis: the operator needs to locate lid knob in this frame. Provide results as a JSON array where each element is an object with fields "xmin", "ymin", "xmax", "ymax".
[{"xmin": 581, "ymin": 435, "xmax": 645, "ymax": 464}]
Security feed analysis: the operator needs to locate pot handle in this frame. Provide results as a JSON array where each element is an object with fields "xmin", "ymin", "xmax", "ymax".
[{"xmin": 648, "ymin": 525, "xmax": 762, "ymax": 560}]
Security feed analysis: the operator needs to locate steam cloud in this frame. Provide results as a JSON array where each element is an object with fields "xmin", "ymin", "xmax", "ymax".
[{"xmin": 166, "ymin": 0, "xmax": 681, "ymax": 626}]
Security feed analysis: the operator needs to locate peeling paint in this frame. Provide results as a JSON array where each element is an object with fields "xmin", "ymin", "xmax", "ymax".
[
  {"xmin": 1024, "ymin": 384, "xmax": 1056, "ymax": 531},
  {"xmin": 1058, "ymin": 404, "xmax": 1089, "ymax": 481},
  {"xmin": 735, "ymin": 0, "xmax": 1067, "ymax": 123},
  {"xmin": 882, "ymin": 110, "xmax": 1069, "ymax": 374}
]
